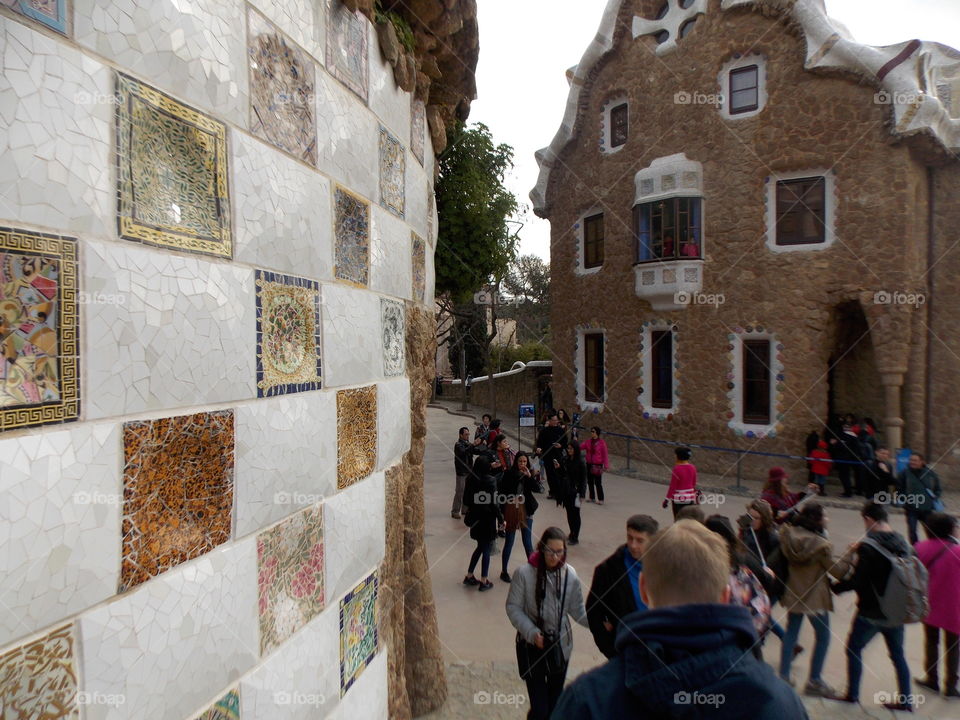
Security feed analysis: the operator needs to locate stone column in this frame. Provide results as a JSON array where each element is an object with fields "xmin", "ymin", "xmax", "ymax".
[
  {"xmin": 879, "ymin": 372, "xmax": 905, "ymax": 451},
  {"xmin": 865, "ymin": 296, "xmax": 914, "ymax": 452}
]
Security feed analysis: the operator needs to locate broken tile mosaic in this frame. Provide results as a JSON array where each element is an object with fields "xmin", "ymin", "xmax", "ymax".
[
  {"xmin": 115, "ymin": 72, "xmax": 232, "ymax": 258},
  {"xmin": 257, "ymin": 505, "xmax": 325, "ymax": 654},
  {"xmin": 3, "ymin": 0, "xmax": 68, "ymax": 35},
  {"xmin": 255, "ymin": 270, "xmax": 322, "ymax": 398},
  {"xmin": 0, "ymin": 227, "xmax": 79, "ymax": 433},
  {"xmin": 193, "ymin": 688, "xmax": 240, "ymax": 720},
  {"xmin": 378, "ymin": 125, "xmax": 405, "ymax": 218},
  {"xmin": 340, "ymin": 570, "xmax": 378, "ymax": 696},
  {"xmin": 336, "ymin": 385, "xmax": 376, "ymax": 489},
  {"xmin": 334, "ymin": 187, "xmax": 370, "ymax": 286},
  {"xmin": 0, "ymin": 624, "xmax": 78, "ymax": 719},
  {"xmin": 248, "ymin": 7, "xmax": 317, "ymax": 166},
  {"xmin": 380, "ymin": 298, "xmax": 404, "ymax": 377},
  {"xmin": 326, "ymin": 0, "xmax": 368, "ymax": 100},
  {"xmin": 120, "ymin": 410, "xmax": 235, "ymax": 592},
  {"xmin": 411, "ymin": 232, "xmax": 425, "ymax": 304},
  {"xmin": 410, "ymin": 99, "xmax": 425, "ymax": 166}
]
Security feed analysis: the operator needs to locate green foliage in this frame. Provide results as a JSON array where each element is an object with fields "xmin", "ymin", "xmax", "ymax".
[
  {"xmin": 435, "ymin": 123, "xmax": 521, "ymax": 302},
  {"xmin": 374, "ymin": 6, "xmax": 415, "ymax": 53},
  {"xmin": 487, "ymin": 342, "xmax": 551, "ymax": 374}
]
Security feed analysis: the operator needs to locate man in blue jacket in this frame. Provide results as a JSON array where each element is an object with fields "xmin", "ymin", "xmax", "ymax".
[{"xmin": 551, "ymin": 520, "xmax": 807, "ymax": 719}]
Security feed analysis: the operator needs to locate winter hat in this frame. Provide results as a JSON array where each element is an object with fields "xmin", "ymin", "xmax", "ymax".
[{"xmin": 767, "ymin": 467, "xmax": 787, "ymax": 482}]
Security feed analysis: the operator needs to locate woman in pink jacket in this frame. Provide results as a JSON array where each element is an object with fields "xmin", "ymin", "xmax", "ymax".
[
  {"xmin": 915, "ymin": 512, "xmax": 960, "ymax": 698},
  {"xmin": 663, "ymin": 446, "xmax": 698, "ymax": 518},
  {"xmin": 580, "ymin": 426, "xmax": 610, "ymax": 505}
]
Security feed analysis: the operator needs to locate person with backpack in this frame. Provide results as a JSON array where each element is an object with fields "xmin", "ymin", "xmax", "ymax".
[
  {"xmin": 461, "ymin": 456, "xmax": 502, "ymax": 592},
  {"xmin": 831, "ymin": 501, "xmax": 922, "ymax": 711},
  {"xmin": 914, "ymin": 512, "xmax": 960, "ymax": 699},
  {"xmin": 898, "ymin": 453, "xmax": 943, "ymax": 544}
]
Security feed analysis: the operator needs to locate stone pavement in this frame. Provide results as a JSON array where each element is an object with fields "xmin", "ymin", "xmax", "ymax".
[{"xmin": 420, "ymin": 405, "xmax": 960, "ymax": 720}]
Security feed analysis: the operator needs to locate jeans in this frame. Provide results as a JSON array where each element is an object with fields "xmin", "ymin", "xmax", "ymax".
[
  {"xmin": 923, "ymin": 623, "xmax": 959, "ymax": 690},
  {"xmin": 502, "ymin": 517, "xmax": 534, "ymax": 573},
  {"xmin": 905, "ymin": 510, "xmax": 931, "ymax": 545},
  {"xmin": 587, "ymin": 473, "xmax": 604, "ymax": 501},
  {"xmin": 846, "ymin": 613, "xmax": 911, "ymax": 704},
  {"xmin": 525, "ymin": 663, "xmax": 567, "ymax": 720},
  {"xmin": 452, "ymin": 474, "xmax": 466, "ymax": 514},
  {"xmin": 468, "ymin": 540, "xmax": 492, "ymax": 578},
  {"xmin": 780, "ymin": 612, "xmax": 830, "ymax": 683}
]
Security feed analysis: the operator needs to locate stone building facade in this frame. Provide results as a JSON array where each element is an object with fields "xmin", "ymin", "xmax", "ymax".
[
  {"xmin": 0, "ymin": 0, "xmax": 476, "ymax": 718},
  {"xmin": 532, "ymin": 0, "xmax": 960, "ymax": 483}
]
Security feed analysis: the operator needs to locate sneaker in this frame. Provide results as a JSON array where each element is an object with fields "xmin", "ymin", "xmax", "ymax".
[
  {"xmin": 478, "ymin": 580, "xmax": 494, "ymax": 592},
  {"xmin": 499, "ymin": 570, "xmax": 511, "ymax": 583},
  {"xmin": 804, "ymin": 679, "xmax": 836, "ymax": 698},
  {"xmin": 915, "ymin": 677, "xmax": 938, "ymax": 693},
  {"xmin": 462, "ymin": 575, "xmax": 478, "ymax": 586},
  {"xmin": 451, "ymin": 512, "xmax": 461, "ymax": 519}
]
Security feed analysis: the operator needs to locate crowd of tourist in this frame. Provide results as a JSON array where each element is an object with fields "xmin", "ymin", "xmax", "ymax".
[{"xmin": 450, "ymin": 412, "xmax": 956, "ymax": 719}]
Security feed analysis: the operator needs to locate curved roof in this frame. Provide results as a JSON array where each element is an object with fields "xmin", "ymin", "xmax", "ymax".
[{"xmin": 530, "ymin": 0, "xmax": 960, "ymax": 218}]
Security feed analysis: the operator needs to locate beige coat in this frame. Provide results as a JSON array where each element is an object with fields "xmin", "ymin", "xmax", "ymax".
[{"xmin": 779, "ymin": 524, "xmax": 847, "ymax": 614}]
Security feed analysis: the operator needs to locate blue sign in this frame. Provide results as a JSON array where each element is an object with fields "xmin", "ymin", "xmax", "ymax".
[{"xmin": 519, "ymin": 403, "xmax": 535, "ymax": 427}]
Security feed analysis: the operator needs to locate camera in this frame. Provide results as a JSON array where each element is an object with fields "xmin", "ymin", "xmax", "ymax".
[{"xmin": 736, "ymin": 513, "xmax": 753, "ymax": 530}]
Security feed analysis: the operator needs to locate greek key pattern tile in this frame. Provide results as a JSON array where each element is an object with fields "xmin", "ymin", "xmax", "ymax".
[{"xmin": 336, "ymin": 385, "xmax": 376, "ymax": 489}]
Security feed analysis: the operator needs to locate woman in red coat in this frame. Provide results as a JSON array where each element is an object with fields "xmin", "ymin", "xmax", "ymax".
[
  {"xmin": 760, "ymin": 467, "xmax": 820, "ymax": 523},
  {"xmin": 915, "ymin": 512, "xmax": 960, "ymax": 698},
  {"xmin": 580, "ymin": 426, "xmax": 609, "ymax": 505}
]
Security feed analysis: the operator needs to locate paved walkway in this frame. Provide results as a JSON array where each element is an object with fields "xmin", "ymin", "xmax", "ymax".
[{"xmin": 420, "ymin": 405, "xmax": 960, "ymax": 720}]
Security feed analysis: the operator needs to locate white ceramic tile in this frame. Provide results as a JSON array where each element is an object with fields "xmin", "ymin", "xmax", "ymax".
[
  {"xmin": 0, "ymin": 18, "xmax": 112, "ymax": 236},
  {"xmin": 239, "ymin": 602, "xmax": 340, "ymax": 719},
  {"xmin": 248, "ymin": 0, "xmax": 325, "ymax": 65},
  {"xmin": 0, "ymin": 424, "xmax": 120, "ymax": 647},
  {"xmin": 77, "ymin": 538, "xmax": 259, "ymax": 720},
  {"xmin": 405, "ymin": 157, "xmax": 429, "ymax": 243},
  {"xmin": 424, "ymin": 235, "xmax": 436, "ymax": 305},
  {"xmin": 369, "ymin": 205, "xmax": 412, "ymax": 300},
  {"xmin": 315, "ymin": 69, "xmax": 379, "ymax": 201},
  {"xmin": 320, "ymin": 282, "xmax": 382, "ymax": 388},
  {"xmin": 324, "ymin": 473, "xmax": 384, "ymax": 602},
  {"xmin": 377, "ymin": 379, "xmax": 410, "ymax": 470},
  {"xmin": 232, "ymin": 131, "xmax": 333, "ymax": 282},
  {"xmin": 73, "ymin": 0, "xmax": 249, "ymax": 128},
  {"xmin": 331, "ymin": 650, "xmax": 388, "ymax": 720},
  {"xmin": 234, "ymin": 391, "xmax": 337, "ymax": 538},
  {"xmin": 83, "ymin": 239, "xmax": 257, "ymax": 419},
  {"xmin": 368, "ymin": 23, "xmax": 410, "ymax": 146}
]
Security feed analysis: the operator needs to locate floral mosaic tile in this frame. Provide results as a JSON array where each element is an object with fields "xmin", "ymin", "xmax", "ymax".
[
  {"xmin": 255, "ymin": 270, "xmax": 322, "ymax": 398},
  {"xmin": 0, "ymin": 227, "xmax": 79, "ymax": 433},
  {"xmin": 336, "ymin": 385, "xmax": 376, "ymax": 489},
  {"xmin": 326, "ymin": 0, "xmax": 368, "ymax": 100},
  {"xmin": 115, "ymin": 72, "xmax": 232, "ymax": 258},
  {"xmin": 2, "ymin": 0, "xmax": 68, "ymax": 34},
  {"xmin": 378, "ymin": 125, "xmax": 405, "ymax": 218},
  {"xmin": 0, "ymin": 624, "xmax": 78, "ymax": 719},
  {"xmin": 193, "ymin": 688, "xmax": 240, "ymax": 720},
  {"xmin": 340, "ymin": 570, "xmax": 378, "ymax": 696},
  {"xmin": 411, "ymin": 232, "xmax": 425, "ymax": 304},
  {"xmin": 380, "ymin": 298, "xmax": 404, "ymax": 377},
  {"xmin": 257, "ymin": 505, "xmax": 324, "ymax": 654},
  {"xmin": 334, "ymin": 187, "xmax": 370, "ymax": 287},
  {"xmin": 410, "ymin": 99, "xmax": 425, "ymax": 166},
  {"xmin": 120, "ymin": 410, "xmax": 235, "ymax": 591},
  {"xmin": 248, "ymin": 7, "xmax": 317, "ymax": 166}
]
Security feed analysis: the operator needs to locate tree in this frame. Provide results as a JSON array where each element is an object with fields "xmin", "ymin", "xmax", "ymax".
[{"xmin": 502, "ymin": 253, "xmax": 550, "ymax": 344}]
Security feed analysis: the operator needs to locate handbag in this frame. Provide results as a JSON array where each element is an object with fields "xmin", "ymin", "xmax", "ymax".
[
  {"xmin": 588, "ymin": 463, "xmax": 603, "ymax": 476},
  {"xmin": 925, "ymin": 488, "xmax": 945, "ymax": 513}
]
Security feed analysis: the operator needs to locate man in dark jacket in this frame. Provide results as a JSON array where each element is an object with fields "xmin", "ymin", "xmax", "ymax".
[
  {"xmin": 452, "ymin": 427, "xmax": 482, "ymax": 519},
  {"xmin": 831, "ymin": 501, "xmax": 915, "ymax": 711},
  {"xmin": 586, "ymin": 515, "xmax": 659, "ymax": 658},
  {"xmin": 552, "ymin": 520, "xmax": 806, "ymax": 719},
  {"xmin": 897, "ymin": 453, "xmax": 942, "ymax": 544},
  {"xmin": 535, "ymin": 411, "xmax": 566, "ymax": 499}
]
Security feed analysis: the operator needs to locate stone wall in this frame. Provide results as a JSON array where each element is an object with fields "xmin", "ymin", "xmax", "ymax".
[{"xmin": 0, "ymin": 0, "xmax": 466, "ymax": 717}]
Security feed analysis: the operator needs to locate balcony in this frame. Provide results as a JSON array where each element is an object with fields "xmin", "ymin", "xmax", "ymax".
[{"xmin": 633, "ymin": 259, "xmax": 703, "ymax": 311}]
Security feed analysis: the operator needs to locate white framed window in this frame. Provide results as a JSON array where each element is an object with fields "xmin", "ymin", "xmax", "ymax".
[
  {"xmin": 633, "ymin": 153, "xmax": 705, "ymax": 262},
  {"xmin": 600, "ymin": 95, "xmax": 629, "ymax": 154},
  {"xmin": 576, "ymin": 327, "xmax": 607, "ymax": 412},
  {"xmin": 575, "ymin": 208, "xmax": 604, "ymax": 274},
  {"xmin": 639, "ymin": 322, "xmax": 679, "ymax": 419},
  {"xmin": 726, "ymin": 329, "xmax": 783, "ymax": 438},
  {"xmin": 764, "ymin": 169, "xmax": 836, "ymax": 252},
  {"xmin": 719, "ymin": 53, "xmax": 767, "ymax": 120}
]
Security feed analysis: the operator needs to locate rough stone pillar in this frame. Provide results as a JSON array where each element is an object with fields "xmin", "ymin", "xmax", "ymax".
[
  {"xmin": 879, "ymin": 372, "xmax": 905, "ymax": 451},
  {"xmin": 864, "ymin": 297, "xmax": 914, "ymax": 452}
]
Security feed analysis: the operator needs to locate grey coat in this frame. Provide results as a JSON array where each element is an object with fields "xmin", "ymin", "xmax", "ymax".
[{"xmin": 506, "ymin": 561, "xmax": 589, "ymax": 661}]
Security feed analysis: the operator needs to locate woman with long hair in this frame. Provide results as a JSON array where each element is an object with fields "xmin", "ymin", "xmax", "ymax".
[
  {"xmin": 499, "ymin": 451, "xmax": 539, "ymax": 582},
  {"xmin": 506, "ymin": 526, "xmax": 589, "ymax": 720},
  {"xmin": 761, "ymin": 467, "xmax": 820, "ymax": 523},
  {"xmin": 556, "ymin": 442, "xmax": 586, "ymax": 545},
  {"xmin": 580, "ymin": 426, "xmax": 609, "ymax": 505},
  {"xmin": 462, "ymin": 456, "xmax": 501, "ymax": 591}
]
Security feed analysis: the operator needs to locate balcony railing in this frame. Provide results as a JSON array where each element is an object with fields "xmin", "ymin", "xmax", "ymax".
[{"xmin": 633, "ymin": 258, "xmax": 703, "ymax": 310}]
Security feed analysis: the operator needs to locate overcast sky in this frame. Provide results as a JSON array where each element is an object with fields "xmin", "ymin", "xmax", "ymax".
[{"xmin": 468, "ymin": 0, "xmax": 960, "ymax": 261}]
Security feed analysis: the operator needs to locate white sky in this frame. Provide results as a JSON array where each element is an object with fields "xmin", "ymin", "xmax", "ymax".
[{"xmin": 468, "ymin": 0, "xmax": 960, "ymax": 261}]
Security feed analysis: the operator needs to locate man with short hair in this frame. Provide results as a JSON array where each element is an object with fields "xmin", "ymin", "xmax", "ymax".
[
  {"xmin": 552, "ymin": 521, "xmax": 805, "ymax": 719},
  {"xmin": 452, "ymin": 426, "xmax": 482, "ymax": 519},
  {"xmin": 535, "ymin": 411, "xmax": 566, "ymax": 499},
  {"xmin": 474, "ymin": 413, "xmax": 492, "ymax": 447},
  {"xmin": 831, "ymin": 501, "xmax": 916, "ymax": 711},
  {"xmin": 586, "ymin": 515, "xmax": 659, "ymax": 658},
  {"xmin": 898, "ymin": 452, "xmax": 942, "ymax": 544}
]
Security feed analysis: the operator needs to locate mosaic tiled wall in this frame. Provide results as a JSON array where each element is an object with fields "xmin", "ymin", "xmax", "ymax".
[
  {"xmin": 336, "ymin": 385, "xmax": 377, "ymax": 489},
  {"xmin": 410, "ymin": 99, "xmax": 425, "ymax": 166},
  {"xmin": 380, "ymin": 298, "xmax": 405, "ymax": 377},
  {"xmin": 412, "ymin": 231, "xmax": 426, "ymax": 304},
  {"xmin": 3, "ymin": 0, "xmax": 67, "ymax": 34},
  {"xmin": 193, "ymin": 689, "xmax": 240, "ymax": 720},
  {"xmin": 325, "ymin": 0, "xmax": 368, "ymax": 100},
  {"xmin": 378, "ymin": 125, "xmax": 405, "ymax": 218},
  {"xmin": 0, "ymin": 624, "xmax": 78, "ymax": 719},
  {"xmin": 334, "ymin": 186, "xmax": 370, "ymax": 286},
  {"xmin": 339, "ymin": 571, "xmax": 378, "ymax": 696}
]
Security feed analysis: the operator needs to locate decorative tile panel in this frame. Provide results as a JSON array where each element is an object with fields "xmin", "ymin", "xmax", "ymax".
[
  {"xmin": 336, "ymin": 385, "xmax": 376, "ymax": 489},
  {"xmin": 120, "ymin": 410, "xmax": 235, "ymax": 591},
  {"xmin": 378, "ymin": 126, "xmax": 405, "ymax": 218},
  {"xmin": 334, "ymin": 187, "xmax": 370, "ymax": 286},
  {"xmin": 410, "ymin": 99, "xmax": 425, "ymax": 166},
  {"xmin": 194, "ymin": 689, "xmax": 240, "ymax": 720},
  {"xmin": 0, "ymin": 228, "xmax": 79, "ymax": 432},
  {"xmin": 325, "ymin": 0, "xmax": 368, "ymax": 100},
  {"xmin": 411, "ymin": 232, "xmax": 425, "ymax": 304},
  {"xmin": 115, "ymin": 72, "xmax": 232, "ymax": 258},
  {"xmin": 255, "ymin": 270, "xmax": 322, "ymax": 398},
  {"xmin": 339, "ymin": 571, "xmax": 378, "ymax": 696},
  {"xmin": 257, "ymin": 505, "xmax": 324, "ymax": 654},
  {"xmin": 0, "ymin": 624, "xmax": 78, "ymax": 719},
  {"xmin": 661, "ymin": 173, "xmax": 677, "ymax": 191},
  {"xmin": 248, "ymin": 7, "xmax": 317, "ymax": 166},
  {"xmin": 3, "ymin": 0, "xmax": 68, "ymax": 34},
  {"xmin": 380, "ymin": 299, "xmax": 404, "ymax": 377}
]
